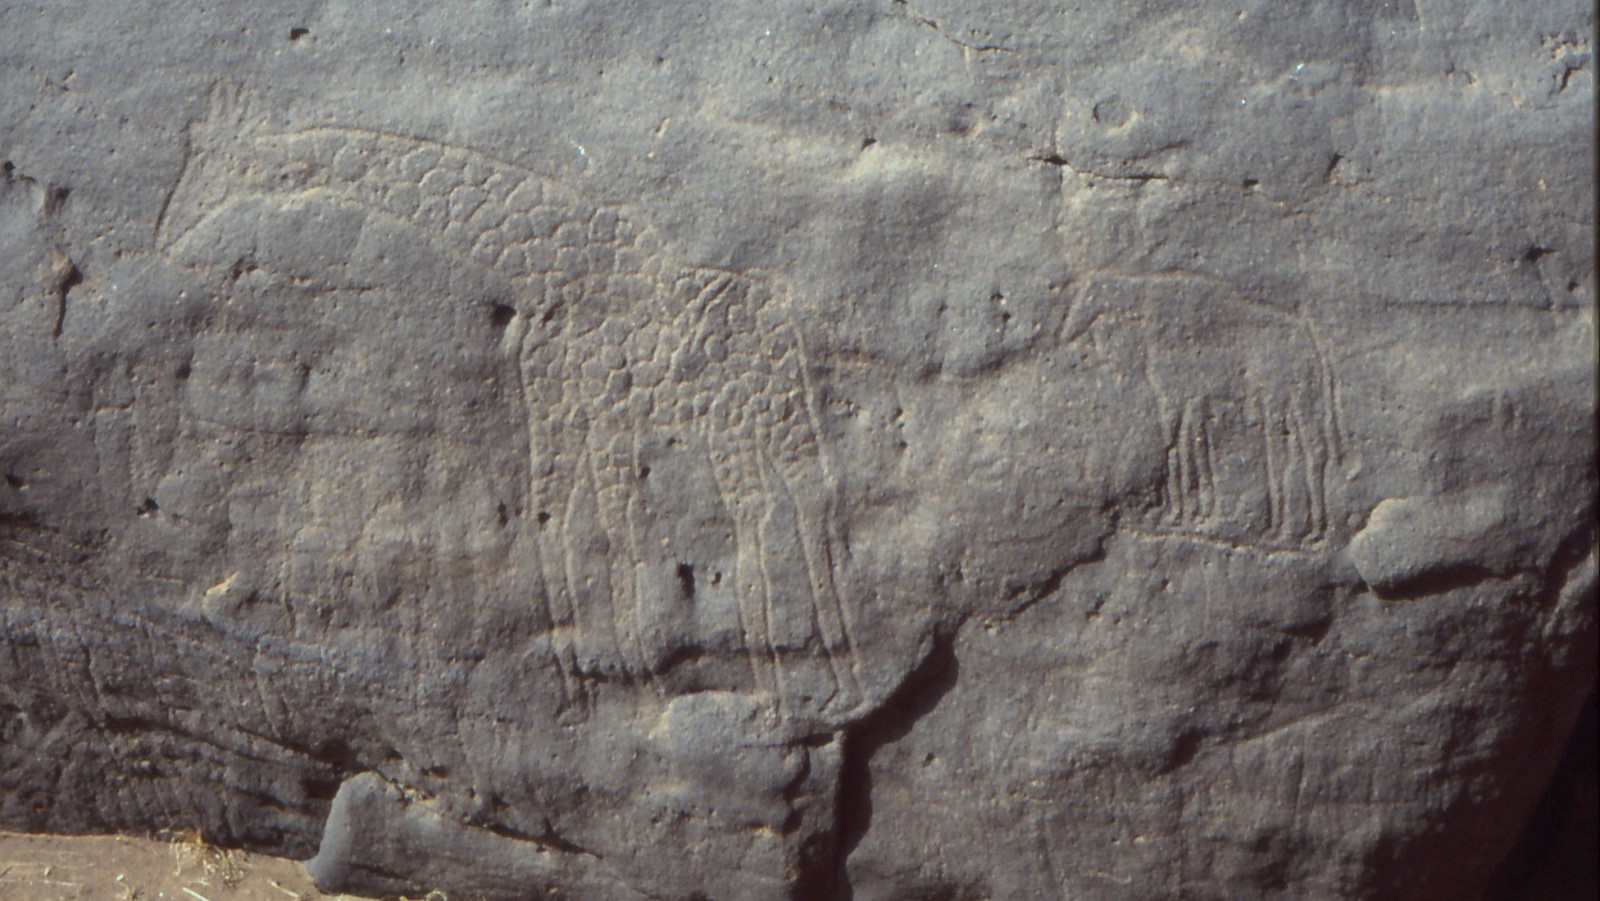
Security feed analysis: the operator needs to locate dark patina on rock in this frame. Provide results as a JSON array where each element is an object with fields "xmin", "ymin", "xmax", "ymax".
[{"xmin": 1, "ymin": 2, "xmax": 1593, "ymax": 899}]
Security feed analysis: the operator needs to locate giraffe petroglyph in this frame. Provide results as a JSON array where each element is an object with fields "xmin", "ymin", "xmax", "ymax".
[{"xmin": 157, "ymin": 92, "xmax": 864, "ymax": 717}]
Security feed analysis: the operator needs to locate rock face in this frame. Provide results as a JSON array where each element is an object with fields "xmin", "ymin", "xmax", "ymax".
[{"xmin": 0, "ymin": 2, "xmax": 1593, "ymax": 899}]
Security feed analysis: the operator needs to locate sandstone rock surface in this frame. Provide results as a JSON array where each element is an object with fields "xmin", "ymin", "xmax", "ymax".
[{"xmin": 0, "ymin": 2, "xmax": 1594, "ymax": 899}]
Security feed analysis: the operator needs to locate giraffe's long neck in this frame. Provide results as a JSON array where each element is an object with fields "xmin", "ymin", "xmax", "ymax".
[{"xmin": 242, "ymin": 127, "xmax": 657, "ymax": 293}]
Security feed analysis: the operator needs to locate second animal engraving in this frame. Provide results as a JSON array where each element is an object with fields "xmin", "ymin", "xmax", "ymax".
[{"xmin": 1064, "ymin": 274, "xmax": 1347, "ymax": 552}]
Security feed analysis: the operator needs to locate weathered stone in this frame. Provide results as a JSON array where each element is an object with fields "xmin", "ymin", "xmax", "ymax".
[{"xmin": 0, "ymin": 2, "xmax": 1593, "ymax": 899}]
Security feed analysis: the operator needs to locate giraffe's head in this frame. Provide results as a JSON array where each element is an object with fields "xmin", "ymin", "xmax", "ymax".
[{"xmin": 155, "ymin": 83, "xmax": 286, "ymax": 254}]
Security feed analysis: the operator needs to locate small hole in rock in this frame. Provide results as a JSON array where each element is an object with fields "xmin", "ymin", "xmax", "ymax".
[
  {"xmin": 58, "ymin": 260, "xmax": 82, "ymax": 294},
  {"xmin": 4, "ymin": 473, "xmax": 23, "ymax": 488},
  {"xmin": 289, "ymin": 27, "xmax": 309, "ymax": 41},
  {"xmin": 175, "ymin": 362, "xmax": 191, "ymax": 381},
  {"xmin": 676, "ymin": 563, "xmax": 696, "ymax": 598},
  {"xmin": 490, "ymin": 303, "xmax": 516, "ymax": 328},
  {"xmin": 536, "ymin": 510, "xmax": 552, "ymax": 525},
  {"xmin": 300, "ymin": 774, "xmax": 340, "ymax": 802}
]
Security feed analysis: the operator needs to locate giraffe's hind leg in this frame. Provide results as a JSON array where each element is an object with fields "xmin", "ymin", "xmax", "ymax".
[
  {"xmin": 703, "ymin": 412, "xmax": 787, "ymax": 706},
  {"xmin": 766, "ymin": 431, "xmax": 861, "ymax": 715},
  {"xmin": 754, "ymin": 294, "xmax": 862, "ymax": 716},
  {"xmin": 760, "ymin": 367, "xmax": 862, "ymax": 714}
]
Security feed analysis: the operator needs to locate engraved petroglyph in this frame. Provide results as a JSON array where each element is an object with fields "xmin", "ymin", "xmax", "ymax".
[
  {"xmin": 156, "ymin": 90, "xmax": 863, "ymax": 718},
  {"xmin": 1064, "ymin": 274, "xmax": 1347, "ymax": 552}
]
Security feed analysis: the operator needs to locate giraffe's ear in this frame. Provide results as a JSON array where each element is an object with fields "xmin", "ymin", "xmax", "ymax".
[
  {"xmin": 157, "ymin": 82, "xmax": 268, "ymax": 251},
  {"xmin": 156, "ymin": 147, "xmax": 230, "ymax": 252},
  {"xmin": 1061, "ymin": 282, "xmax": 1111, "ymax": 344}
]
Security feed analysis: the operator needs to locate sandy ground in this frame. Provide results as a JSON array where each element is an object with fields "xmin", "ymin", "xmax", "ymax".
[
  {"xmin": 3, "ymin": 810, "xmax": 1592, "ymax": 901},
  {"xmin": 0, "ymin": 831, "xmax": 389, "ymax": 901}
]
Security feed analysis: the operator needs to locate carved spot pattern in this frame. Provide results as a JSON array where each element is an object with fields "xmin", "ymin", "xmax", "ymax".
[{"xmin": 162, "ymin": 118, "xmax": 864, "ymax": 716}]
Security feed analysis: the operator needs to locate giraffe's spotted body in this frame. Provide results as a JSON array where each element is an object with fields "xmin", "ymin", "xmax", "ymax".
[{"xmin": 161, "ymin": 112, "xmax": 864, "ymax": 720}]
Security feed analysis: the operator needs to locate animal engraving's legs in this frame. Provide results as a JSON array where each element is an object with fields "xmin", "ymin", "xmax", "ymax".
[
  {"xmin": 589, "ymin": 424, "xmax": 657, "ymax": 688},
  {"xmin": 1178, "ymin": 399, "xmax": 1196, "ymax": 528},
  {"xmin": 1195, "ymin": 399, "xmax": 1222, "ymax": 526},
  {"xmin": 1164, "ymin": 400, "xmax": 1195, "ymax": 531},
  {"xmin": 1251, "ymin": 381, "xmax": 1323, "ymax": 547},
  {"xmin": 1172, "ymin": 397, "xmax": 1221, "ymax": 530},
  {"xmin": 1257, "ymin": 394, "xmax": 1290, "ymax": 543},
  {"xmin": 1279, "ymin": 408, "xmax": 1299, "ymax": 542},
  {"xmin": 563, "ymin": 450, "xmax": 631, "ymax": 684},
  {"xmin": 705, "ymin": 418, "xmax": 787, "ymax": 705},
  {"xmin": 768, "ymin": 440, "xmax": 862, "ymax": 711},
  {"xmin": 763, "ymin": 332, "xmax": 864, "ymax": 711},
  {"xmin": 517, "ymin": 322, "xmax": 587, "ymax": 710},
  {"xmin": 1289, "ymin": 392, "xmax": 1328, "ymax": 543},
  {"xmin": 666, "ymin": 269, "xmax": 776, "ymax": 698},
  {"xmin": 1268, "ymin": 320, "xmax": 1340, "ymax": 547}
]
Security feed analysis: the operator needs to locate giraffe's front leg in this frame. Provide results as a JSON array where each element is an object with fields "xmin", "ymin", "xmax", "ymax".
[{"xmin": 588, "ymin": 421, "xmax": 657, "ymax": 688}]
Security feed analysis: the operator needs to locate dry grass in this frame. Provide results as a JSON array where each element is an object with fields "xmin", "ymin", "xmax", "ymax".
[
  {"xmin": 0, "ymin": 829, "xmax": 375, "ymax": 901},
  {"xmin": 160, "ymin": 828, "xmax": 246, "ymax": 890}
]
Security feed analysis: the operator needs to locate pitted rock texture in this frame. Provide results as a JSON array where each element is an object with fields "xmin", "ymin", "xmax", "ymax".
[{"xmin": 0, "ymin": 2, "xmax": 1594, "ymax": 899}]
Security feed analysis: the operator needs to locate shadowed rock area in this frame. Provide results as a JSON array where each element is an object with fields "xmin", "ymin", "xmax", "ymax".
[{"xmin": 0, "ymin": 2, "xmax": 1594, "ymax": 899}]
